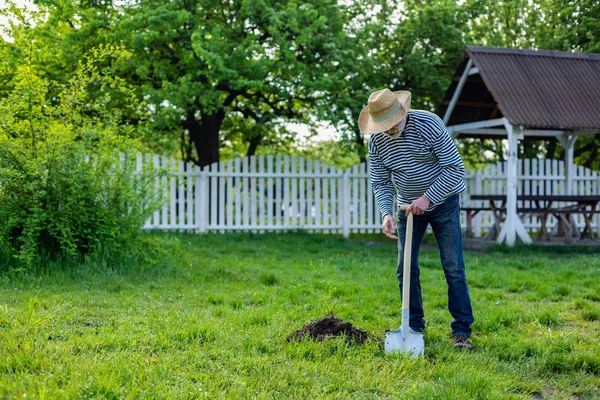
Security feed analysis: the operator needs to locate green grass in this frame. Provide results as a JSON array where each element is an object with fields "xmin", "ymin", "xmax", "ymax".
[{"xmin": 1, "ymin": 232, "xmax": 599, "ymax": 399}]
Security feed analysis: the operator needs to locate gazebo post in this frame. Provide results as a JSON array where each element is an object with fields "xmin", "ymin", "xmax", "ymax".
[
  {"xmin": 557, "ymin": 134, "xmax": 579, "ymax": 237},
  {"xmin": 498, "ymin": 120, "xmax": 532, "ymax": 246},
  {"xmin": 557, "ymin": 134, "xmax": 577, "ymax": 195}
]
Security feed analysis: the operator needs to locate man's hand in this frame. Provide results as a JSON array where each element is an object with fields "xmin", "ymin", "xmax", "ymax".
[
  {"xmin": 382, "ymin": 215, "xmax": 398, "ymax": 239},
  {"xmin": 407, "ymin": 196, "xmax": 431, "ymax": 216}
]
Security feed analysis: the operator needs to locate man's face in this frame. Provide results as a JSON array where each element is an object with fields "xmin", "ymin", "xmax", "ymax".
[{"xmin": 383, "ymin": 118, "xmax": 406, "ymax": 139}]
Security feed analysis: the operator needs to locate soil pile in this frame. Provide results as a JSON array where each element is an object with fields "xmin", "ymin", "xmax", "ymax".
[{"xmin": 287, "ymin": 316, "xmax": 378, "ymax": 345}]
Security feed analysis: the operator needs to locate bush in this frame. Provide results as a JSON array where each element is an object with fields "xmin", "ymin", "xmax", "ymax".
[{"xmin": 0, "ymin": 46, "xmax": 163, "ymax": 267}]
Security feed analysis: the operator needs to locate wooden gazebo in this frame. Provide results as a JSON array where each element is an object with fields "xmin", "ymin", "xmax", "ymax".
[{"xmin": 438, "ymin": 46, "xmax": 600, "ymax": 245}]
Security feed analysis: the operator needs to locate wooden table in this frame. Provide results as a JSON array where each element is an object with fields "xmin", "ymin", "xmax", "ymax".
[{"xmin": 469, "ymin": 195, "xmax": 600, "ymax": 241}]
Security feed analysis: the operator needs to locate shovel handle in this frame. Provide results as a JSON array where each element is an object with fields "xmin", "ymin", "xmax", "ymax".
[{"xmin": 400, "ymin": 205, "xmax": 413, "ymax": 309}]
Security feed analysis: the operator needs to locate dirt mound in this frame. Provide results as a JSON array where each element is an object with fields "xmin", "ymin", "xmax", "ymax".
[{"xmin": 287, "ymin": 316, "xmax": 378, "ymax": 345}]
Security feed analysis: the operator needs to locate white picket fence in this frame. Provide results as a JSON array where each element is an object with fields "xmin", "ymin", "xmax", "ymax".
[
  {"xmin": 143, "ymin": 155, "xmax": 382, "ymax": 236},
  {"xmin": 141, "ymin": 155, "xmax": 600, "ymax": 238},
  {"xmin": 465, "ymin": 159, "xmax": 600, "ymax": 237}
]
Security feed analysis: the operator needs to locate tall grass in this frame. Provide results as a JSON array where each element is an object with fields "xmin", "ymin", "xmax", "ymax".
[{"xmin": 1, "ymin": 232, "xmax": 599, "ymax": 398}]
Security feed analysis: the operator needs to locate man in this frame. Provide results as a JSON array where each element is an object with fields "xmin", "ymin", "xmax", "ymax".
[{"xmin": 359, "ymin": 88, "xmax": 474, "ymax": 350}]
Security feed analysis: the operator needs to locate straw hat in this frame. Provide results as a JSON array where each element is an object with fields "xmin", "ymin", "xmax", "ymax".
[{"xmin": 358, "ymin": 89, "xmax": 411, "ymax": 134}]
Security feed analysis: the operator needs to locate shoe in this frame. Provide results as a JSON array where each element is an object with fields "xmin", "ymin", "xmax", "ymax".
[{"xmin": 452, "ymin": 334, "xmax": 473, "ymax": 350}]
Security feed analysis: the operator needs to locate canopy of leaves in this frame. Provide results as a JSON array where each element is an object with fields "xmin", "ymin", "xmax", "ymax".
[{"xmin": 0, "ymin": 0, "xmax": 599, "ymax": 169}]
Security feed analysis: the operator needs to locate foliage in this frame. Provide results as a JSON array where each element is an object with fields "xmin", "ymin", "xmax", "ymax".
[
  {"xmin": 114, "ymin": 0, "xmax": 358, "ymax": 166},
  {"xmin": 0, "ymin": 1, "xmax": 110, "ymax": 98},
  {"xmin": 0, "ymin": 232, "xmax": 599, "ymax": 397},
  {"xmin": 219, "ymin": 124, "xmax": 360, "ymax": 169},
  {"xmin": 315, "ymin": 0, "xmax": 471, "ymax": 162},
  {"xmin": 0, "ymin": 45, "xmax": 162, "ymax": 267},
  {"xmin": 464, "ymin": 0, "xmax": 600, "ymax": 52},
  {"xmin": 457, "ymin": 138, "xmax": 507, "ymax": 170},
  {"xmin": 1, "ymin": 1, "xmax": 599, "ymax": 170},
  {"xmin": 288, "ymin": 138, "xmax": 361, "ymax": 169}
]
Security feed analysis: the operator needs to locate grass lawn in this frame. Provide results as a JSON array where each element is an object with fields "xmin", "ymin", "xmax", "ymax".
[{"xmin": 1, "ymin": 232, "xmax": 599, "ymax": 399}]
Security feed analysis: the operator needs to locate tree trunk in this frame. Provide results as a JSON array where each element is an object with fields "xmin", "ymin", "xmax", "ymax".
[
  {"xmin": 354, "ymin": 130, "xmax": 367, "ymax": 163},
  {"xmin": 185, "ymin": 110, "xmax": 225, "ymax": 168},
  {"xmin": 246, "ymin": 135, "xmax": 262, "ymax": 157}
]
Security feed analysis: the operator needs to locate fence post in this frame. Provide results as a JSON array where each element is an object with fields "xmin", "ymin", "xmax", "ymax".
[
  {"xmin": 474, "ymin": 171, "xmax": 483, "ymax": 237},
  {"xmin": 197, "ymin": 166, "xmax": 208, "ymax": 233},
  {"xmin": 342, "ymin": 171, "xmax": 351, "ymax": 238}
]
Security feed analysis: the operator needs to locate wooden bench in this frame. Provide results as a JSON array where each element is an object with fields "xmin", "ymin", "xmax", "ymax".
[
  {"xmin": 462, "ymin": 207, "xmax": 491, "ymax": 238},
  {"xmin": 463, "ymin": 205, "xmax": 600, "ymax": 241},
  {"xmin": 516, "ymin": 208, "xmax": 600, "ymax": 241},
  {"xmin": 469, "ymin": 195, "xmax": 600, "ymax": 241}
]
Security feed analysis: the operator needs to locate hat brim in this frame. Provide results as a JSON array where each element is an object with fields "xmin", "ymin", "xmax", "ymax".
[{"xmin": 358, "ymin": 90, "xmax": 411, "ymax": 135}]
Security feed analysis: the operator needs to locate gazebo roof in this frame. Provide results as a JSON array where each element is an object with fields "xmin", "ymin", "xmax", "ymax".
[{"xmin": 438, "ymin": 46, "xmax": 600, "ymax": 137}]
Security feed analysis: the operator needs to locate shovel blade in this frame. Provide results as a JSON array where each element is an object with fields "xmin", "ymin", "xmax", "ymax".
[{"xmin": 384, "ymin": 327, "xmax": 424, "ymax": 357}]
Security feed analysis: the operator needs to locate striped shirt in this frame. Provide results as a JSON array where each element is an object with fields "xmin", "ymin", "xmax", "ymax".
[{"xmin": 368, "ymin": 110, "xmax": 466, "ymax": 218}]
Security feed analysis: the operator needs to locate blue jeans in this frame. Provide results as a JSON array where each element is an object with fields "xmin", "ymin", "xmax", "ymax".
[{"xmin": 396, "ymin": 195, "xmax": 474, "ymax": 337}]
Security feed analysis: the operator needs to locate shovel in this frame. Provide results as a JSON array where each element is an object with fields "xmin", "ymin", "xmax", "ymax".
[{"xmin": 384, "ymin": 205, "xmax": 425, "ymax": 357}]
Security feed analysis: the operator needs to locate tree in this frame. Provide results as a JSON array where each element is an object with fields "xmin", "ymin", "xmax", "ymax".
[
  {"xmin": 302, "ymin": 0, "xmax": 473, "ymax": 162},
  {"xmin": 1, "ymin": 1, "xmax": 360, "ymax": 166},
  {"xmin": 111, "ymin": 0, "xmax": 358, "ymax": 167}
]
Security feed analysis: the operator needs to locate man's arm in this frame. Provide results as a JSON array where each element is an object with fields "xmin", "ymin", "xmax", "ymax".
[
  {"xmin": 368, "ymin": 136, "xmax": 398, "ymax": 239},
  {"xmin": 422, "ymin": 116, "xmax": 466, "ymax": 205}
]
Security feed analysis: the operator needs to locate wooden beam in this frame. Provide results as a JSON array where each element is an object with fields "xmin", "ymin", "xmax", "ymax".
[
  {"xmin": 457, "ymin": 129, "xmax": 507, "ymax": 136},
  {"xmin": 490, "ymin": 105, "xmax": 499, "ymax": 119},
  {"xmin": 443, "ymin": 58, "xmax": 472, "ymax": 125},
  {"xmin": 523, "ymin": 129, "xmax": 566, "ymax": 137},
  {"xmin": 447, "ymin": 118, "xmax": 505, "ymax": 138},
  {"xmin": 572, "ymin": 129, "xmax": 600, "ymax": 136},
  {"xmin": 457, "ymin": 128, "xmax": 566, "ymax": 138}
]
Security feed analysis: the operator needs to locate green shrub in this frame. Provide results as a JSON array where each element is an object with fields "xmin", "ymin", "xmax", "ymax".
[{"xmin": 0, "ymin": 46, "xmax": 163, "ymax": 267}]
